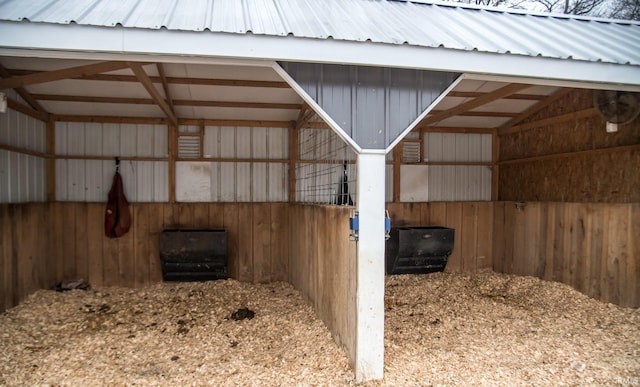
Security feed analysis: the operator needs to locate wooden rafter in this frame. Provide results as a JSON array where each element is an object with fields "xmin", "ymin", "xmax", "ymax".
[
  {"xmin": 0, "ymin": 61, "xmax": 132, "ymax": 89},
  {"xmin": 6, "ymin": 69, "xmax": 291, "ymax": 88},
  {"xmin": 128, "ymin": 62, "xmax": 178, "ymax": 126},
  {"xmin": 448, "ymin": 91, "xmax": 548, "ymax": 101},
  {"xmin": 156, "ymin": 63, "xmax": 175, "ymax": 113},
  {"xmin": 498, "ymin": 88, "xmax": 574, "ymax": 133},
  {"xmin": 6, "ymin": 98, "xmax": 48, "ymax": 121},
  {"xmin": 421, "ymin": 83, "xmax": 531, "ymax": 126},
  {"xmin": 296, "ymin": 103, "xmax": 318, "ymax": 129},
  {"xmin": 31, "ymin": 93, "xmax": 302, "ymax": 110},
  {"xmin": 0, "ymin": 63, "xmax": 48, "ymax": 119},
  {"xmin": 428, "ymin": 110, "xmax": 519, "ymax": 118},
  {"xmin": 175, "ymin": 100, "xmax": 301, "ymax": 110}
]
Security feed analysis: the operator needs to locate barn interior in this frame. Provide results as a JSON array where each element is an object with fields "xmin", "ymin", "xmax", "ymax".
[{"xmin": 0, "ymin": 0, "xmax": 639, "ymax": 383}]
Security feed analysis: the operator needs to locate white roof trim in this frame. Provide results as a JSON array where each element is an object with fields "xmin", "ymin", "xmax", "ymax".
[{"xmin": 1, "ymin": 22, "xmax": 639, "ymax": 91}]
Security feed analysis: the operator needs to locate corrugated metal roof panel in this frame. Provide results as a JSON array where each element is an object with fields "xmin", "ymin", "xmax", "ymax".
[{"xmin": 0, "ymin": 0, "xmax": 638, "ymax": 66}]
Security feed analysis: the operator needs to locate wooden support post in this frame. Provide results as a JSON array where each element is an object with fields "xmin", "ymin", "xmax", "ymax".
[
  {"xmin": 288, "ymin": 122, "xmax": 298, "ymax": 203},
  {"xmin": 46, "ymin": 118, "xmax": 56, "ymax": 202},
  {"xmin": 491, "ymin": 128, "xmax": 499, "ymax": 201},
  {"xmin": 354, "ymin": 151, "xmax": 386, "ymax": 382},
  {"xmin": 168, "ymin": 124, "xmax": 177, "ymax": 203},
  {"xmin": 392, "ymin": 143, "xmax": 401, "ymax": 203}
]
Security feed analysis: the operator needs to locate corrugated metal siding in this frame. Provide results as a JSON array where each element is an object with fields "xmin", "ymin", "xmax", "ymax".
[
  {"xmin": 424, "ymin": 133, "xmax": 492, "ymax": 162},
  {"xmin": 423, "ymin": 132, "xmax": 492, "ymax": 201},
  {"xmin": 56, "ymin": 122, "xmax": 167, "ymax": 157},
  {"xmin": 0, "ymin": 104, "xmax": 47, "ymax": 203},
  {"xmin": 427, "ymin": 165, "xmax": 492, "ymax": 201},
  {"xmin": 176, "ymin": 161, "xmax": 288, "ymax": 202},
  {"xmin": 177, "ymin": 126, "xmax": 289, "ymax": 202},
  {"xmin": 55, "ymin": 159, "xmax": 168, "ymax": 202},
  {"xmin": 0, "ymin": 0, "xmax": 637, "ymax": 66},
  {"xmin": 282, "ymin": 62, "xmax": 459, "ymax": 149},
  {"xmin": 55, "ymin": 122, "xmax": 168, "ymax": 202}
]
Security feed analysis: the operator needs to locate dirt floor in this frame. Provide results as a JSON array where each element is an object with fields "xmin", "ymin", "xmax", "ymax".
[{"xmin": 0, "ymin": 271, "xmax": 638, "ymax": 386}]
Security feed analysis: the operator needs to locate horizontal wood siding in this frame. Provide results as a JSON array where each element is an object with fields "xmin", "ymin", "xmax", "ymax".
[
  {"xmin": 386, "ymin": 202, "xmax": 494, "ymax": 272},
  {"xmin": 288, "ymin": 204, "xmax": 357, "ymax": 363},
  {"xmin": 493, "ymin": 202, "xmax": 639, "ymax": 308},
  {"xmin": 0, "ymin": 202, "xmax": 290, "ymax": 312}
]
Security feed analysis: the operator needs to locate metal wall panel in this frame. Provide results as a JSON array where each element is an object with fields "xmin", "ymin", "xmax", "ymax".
[
  {"xmin": 56, "ymin": 122, "xmax": 167, "ymax": 157},
  {"xmin": 424, "ymin": 133, "xmax": 492, "ymax": 162},
  {"xmin": 282, "ymin": 62, "xmax": 459, "ymax": 150},
  {"xmin": 0, "ymin": 106, "xmax": 47, "ymax": 203},
  {"xmin": 56, "ymin": 159, "xmax": 168, "ymax": 202},
  {"xmin": 427, "ymin": 165, "xmax": 492, "ymax": 201},
  {"xmin": 176, "ymin": 161, "xmax": 288, "ymax": 202}
]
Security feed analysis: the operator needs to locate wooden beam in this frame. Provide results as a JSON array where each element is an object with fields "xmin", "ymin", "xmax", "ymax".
[
  {"xmin": 302, "ymin": 121, "xmax": 330, "ymax": 129},
  {"xmin": 168, "ymin": 124, "xmax": 178, "ymax": 203},
  {"xmin": 420, "ymin": 126, "xmax": 495, "ymax": 134},
  {"xmin": 166, "ymin": 77, "xmax": 290, "ymax": 88},
  {"xmin": 56, "ymin": 155, "xmax": 168, "ymax": 161},
  {"xmin": 32, "ymin": 94, "xmax": 155, "ymax": 105},
  {"xmin": 499, "ymin": 144, "xmax": 640, "ymax": 165},
  {"xmin": 421, "ymin": 83, "xmax": 531, "ymax": 126},
  {"xmin": 174, "ymin": 100, "xmax": 302, "ymax": 110},
  {"xmin": 491, "ymin": 128, "xmax": 499, "ymax": 201},
  {"xmin": 428, "ymin": 110, "xmax": 519, "ymax": 118},
  {"xmin": 0, "ymin": 143, "xmax": 49, "ymax": 158},
  {"xmin": 7, "ymin": 98, "xmax": 48, "ymax": 121},
  {"xmin": 499, "ymin": 88, "xmax": 574, "ymax": 132},
  {"xmin": 7, "ymin": 69, "xmax": 291, "ymax": 88},
  {"xmin": 32, "ymin": 93, "xmax": 301, "ymax": 110},
  {"xmin": 0, "ymin": 61, "xmax": 132, "ymax": 89},
  {"xmin": 46, "ymin": 118, "xmax": 56, "ymax": 202},
  {"xmin": 289, "ymin": 122, "xmax": 298, "ymax": 203},
  {"xmin": 179, "ymin": 119, "xmax": 291, "ymax": 128},
  {"xmin": 392, "ymin": 143, "xmax": 401, "ymax": 203},
  {"xmin": 129, "ymin": 62, "xmax": 178, "ymax": 127},
  {"xmin": 0, "ymin": 63, "xmax": 49, "ymax": 119},
  {"xmin": 156, "ymin": 63, "xmax": 175, "ymax": 112},
  {"xmin": 51, "ymin": 114, "xmax": 166, "ymax": 124},
  {"xmin": 448, "ymin": 91, "xmax": 548, "ymax": 101},
  {"xmin": 500, "ymin": 108, "xmax": 598, "ymax": 136},
  {"xmin": 296, "ymin": 103, "xmax": 317, "ymax": 130}
]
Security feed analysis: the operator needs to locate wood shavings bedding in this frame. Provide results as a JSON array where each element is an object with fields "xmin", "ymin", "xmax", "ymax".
[{"xmin": 1, "ymin": 272, "xmax": 638, "ymax": 386}]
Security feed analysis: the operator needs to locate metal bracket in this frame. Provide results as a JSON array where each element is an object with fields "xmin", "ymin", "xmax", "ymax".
[
  {"xmin": 349, "ymin": 210, "xmax": 359, "ymax": 241},
  {"xmin": 348, "ymin": 210, "xmax": 392, "ymax": 241}
]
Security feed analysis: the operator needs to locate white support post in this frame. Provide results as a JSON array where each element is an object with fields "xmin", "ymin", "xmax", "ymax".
[{"xmin": 354, "ymin": 151, "xmax": 386, "ymax": 382}]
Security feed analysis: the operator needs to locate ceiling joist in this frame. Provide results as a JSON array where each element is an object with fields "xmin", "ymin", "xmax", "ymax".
[
  {"xmin": 0, "ymin": 63, "xmax": 49, "ymax": 119},
  {"xmin": 0, "ymin": 61, "xmax": 132, "ymax": 89},
  {"xmin": 129, "ymin": 62, "xmax": 178, "ymax": 126},
  {"xmin": 6, "ymin": 68, "xmax": 291, "ymax": 88},
  {"xmin": 30, "ymin": 93, "xmax": 302, "ymax": 110},
  {"xmin": 156, "ymin": 63, "xmax": 175, "ymax": 113},
  {"xmin": 422, "ymin": 83, "xmax": 531, "ymax": 126},
  {"xmin": 499, "ymin": 88, "xmax": 574, "ymax": 133}
]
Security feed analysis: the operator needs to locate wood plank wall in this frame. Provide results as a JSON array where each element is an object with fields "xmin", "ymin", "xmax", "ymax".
[
  {"xmin": 288, "ymin": 204, "xmax": 357, "ymax": 363},
  {"xmin": 3, "ymin": 201, "xmax": 637, "ymax": 313},
  {"xmin": 0, "ymin": 202, "xmax": 289, "ymax": 311},
  {"xmin": 0, "ymin": 203, "xmax": 54, "ymax": 313},
  {"xmin": 493, "ymin": 202, "xmax": 639, "ymax": 308},
  {"xmin": 386, "ymin": 202, "xmax": 494, "ymax": 272}
]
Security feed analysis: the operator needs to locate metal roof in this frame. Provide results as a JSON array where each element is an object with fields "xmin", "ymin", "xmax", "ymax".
[{"xmin": 0, "ymin": 0, "xmax": 639, "ymax": 66}]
